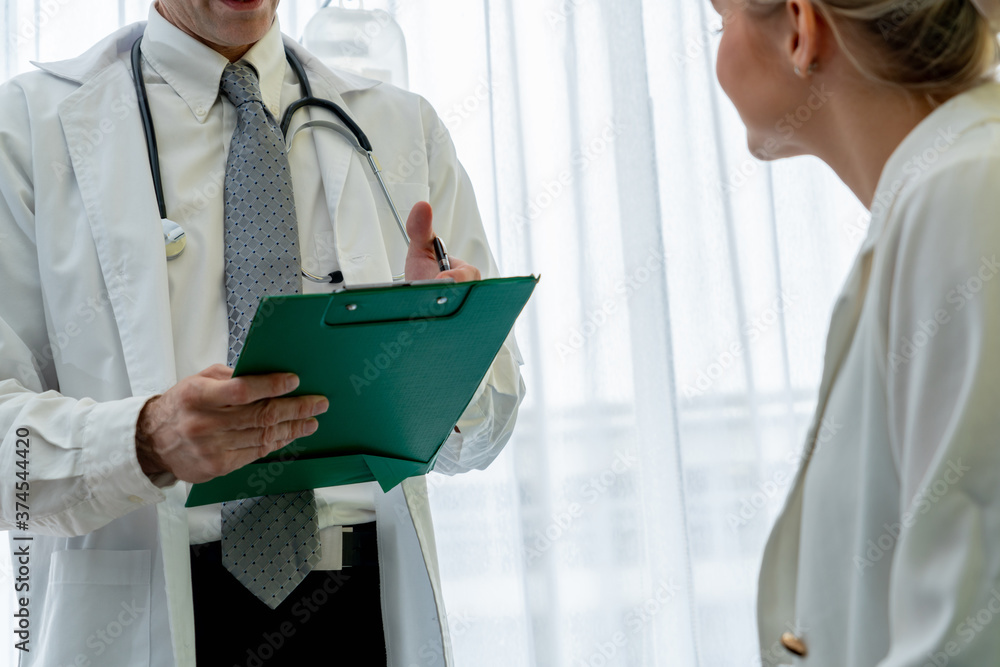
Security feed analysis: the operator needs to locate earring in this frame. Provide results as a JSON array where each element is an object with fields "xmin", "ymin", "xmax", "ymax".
[{"xmin": 795, "ymin": 62, "xmax": 818, "ymax": 76}]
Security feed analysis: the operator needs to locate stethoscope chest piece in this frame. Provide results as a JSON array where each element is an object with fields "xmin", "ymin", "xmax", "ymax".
[{"xmin": 162, "ymin": 218, "xmax": 187, "ymax": 260}]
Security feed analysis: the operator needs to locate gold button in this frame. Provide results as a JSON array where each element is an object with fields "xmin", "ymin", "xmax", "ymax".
[{"xmin": 781, "ymin": 631, "xmax": 807, "ymax": 657}]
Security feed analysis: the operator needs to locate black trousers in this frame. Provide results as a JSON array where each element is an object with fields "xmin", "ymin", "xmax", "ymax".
[{"xmin": 190, "ymin": 535, "xmax": 385, "ymax": 667}]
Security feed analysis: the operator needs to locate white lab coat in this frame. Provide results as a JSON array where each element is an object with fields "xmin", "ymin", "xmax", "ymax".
[
  {"xmin": 757, "ymin": 83, "xmax": 1000, "ymax": 665},
  {"xmin": 0, "ymin": 22, "xmax": 524, "ymax": 667}
]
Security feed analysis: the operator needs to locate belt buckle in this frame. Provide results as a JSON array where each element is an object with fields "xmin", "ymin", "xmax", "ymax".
[{"xmin": 313, "ymin": 525, "xmax": 350, "ymax": 571}]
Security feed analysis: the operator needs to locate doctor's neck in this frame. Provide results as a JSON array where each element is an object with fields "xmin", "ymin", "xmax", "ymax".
[{"xmin": 154, "ymin": 0, "xmax": 279, "ymax": 63}]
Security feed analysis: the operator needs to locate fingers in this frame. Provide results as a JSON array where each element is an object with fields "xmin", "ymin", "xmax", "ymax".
[
  {"xmin": 405, "ymin": 201, "xmax": 435, "ymax": 246},
  {"xmin": 212, "ymin": 415, "xmax": 322, "ymax": 480},
  {"xmin": 436, "ymin": 258, "xmax": 481, "ymax": 284},
  {"xmin": 402, "ymin": 202, "xmax": 482, "ymax": 284},
  {"xmin": 228, "ymin": 416, "xmax": 321, "ymax": 456},
  {"xmin": 198, "ymin": 372, "xmax": 301, "ymax": 408},
  {"xmin": 141, "ymin": 365, "xmax": 332, "ymax": 484},
  {"xmin": 200, "ymin": 364, "xmax": 235, "ymax": 381},
  {"xmin": 240, "ymin": 395, "xmax": 329, "ymax": 434}
]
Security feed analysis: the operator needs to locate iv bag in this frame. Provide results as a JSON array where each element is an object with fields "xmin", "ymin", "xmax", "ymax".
[{"xmin": 302, "ymin": 1, "xmax": 410, "ymax": 89}]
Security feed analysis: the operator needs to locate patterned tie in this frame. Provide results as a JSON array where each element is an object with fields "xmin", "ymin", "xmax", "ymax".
[{"xmin": 219, "ymin": 62, "xmax": 320, "ymax": 609}]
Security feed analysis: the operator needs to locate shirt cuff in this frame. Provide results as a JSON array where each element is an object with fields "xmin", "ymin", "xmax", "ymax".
[{"xmin": 82, "ymin": 395, "xmax": 168, "ymax": 513}]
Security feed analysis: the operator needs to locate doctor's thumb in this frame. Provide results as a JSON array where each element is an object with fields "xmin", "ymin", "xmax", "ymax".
[{"xmin": 405, "ymin": 201, "xmax": 435, "ymax": 245}]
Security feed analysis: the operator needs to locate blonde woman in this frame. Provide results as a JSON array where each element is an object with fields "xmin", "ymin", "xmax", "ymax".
[{"xmin": 710, "ymin": 0, "xmax": 1000, "ymax": 664}]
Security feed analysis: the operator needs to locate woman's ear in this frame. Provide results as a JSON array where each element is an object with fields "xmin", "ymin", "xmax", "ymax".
[{"xmin": 786, "ymin": 0, "xmax": 823, "ymax": 77}]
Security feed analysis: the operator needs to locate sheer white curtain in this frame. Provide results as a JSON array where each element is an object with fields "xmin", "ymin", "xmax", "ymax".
[{"xmin": 0, "ymin": 1, "xmax": 867, "ymax": 665}]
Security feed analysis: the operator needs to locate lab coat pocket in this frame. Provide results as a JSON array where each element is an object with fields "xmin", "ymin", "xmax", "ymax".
[{"xmin": 32, "ymin": 550, "xmax": 151, "ymax": 667}]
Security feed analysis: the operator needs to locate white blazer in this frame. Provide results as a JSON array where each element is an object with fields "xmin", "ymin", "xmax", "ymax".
[
  {"xmin": 0, "ymin": 22, "xmax": 524, "ymax": 667},
  {"xmin": 758, "ymin": 83, "xmax": 1000, "ymax": 665}
]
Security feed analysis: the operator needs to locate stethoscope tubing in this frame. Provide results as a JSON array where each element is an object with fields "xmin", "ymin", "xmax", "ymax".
[
  {"xmin": 131, "ymin": 37, "xmax": 168, "ymax": 220},
  {"xmin": 130, "ymin": 35, "xmax": 411, "ymax": 280}
]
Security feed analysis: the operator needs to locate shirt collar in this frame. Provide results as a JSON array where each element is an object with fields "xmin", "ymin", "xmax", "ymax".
[
  {"xmin": 866, "ymin": 82, "xmax": 1000, "ymax": 251},
  {"xmin": 238, "ymin": 18, "xmax": 285, "ymax": 119},
  {"xmin": 141, "ymin": 4, "xmax": 286, "ymax": 123}
]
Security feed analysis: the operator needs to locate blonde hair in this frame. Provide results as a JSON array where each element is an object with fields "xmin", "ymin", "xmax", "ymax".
[{"xmin": 750, "ymin": 0, "xmax": 1000, "ymax": 103}]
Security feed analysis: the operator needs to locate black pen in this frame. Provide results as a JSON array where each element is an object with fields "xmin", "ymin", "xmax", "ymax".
[{"xmin": 433, "ymin": 236, "xmax": 451, "ymax": 273}]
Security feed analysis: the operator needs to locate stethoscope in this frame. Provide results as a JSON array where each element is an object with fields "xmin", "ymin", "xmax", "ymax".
[{"xmin": 130, "ymin": 35, "xmax": 437, "ymax": 283}]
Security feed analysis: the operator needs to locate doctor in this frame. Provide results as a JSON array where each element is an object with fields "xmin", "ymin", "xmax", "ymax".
[
  {"xmin": 711, "ymin": 0, "xmax": 1000, "ymax": 664},
  {"xmin": 0, "ymin": 0, "xmax": 524, "ymax": 665}
]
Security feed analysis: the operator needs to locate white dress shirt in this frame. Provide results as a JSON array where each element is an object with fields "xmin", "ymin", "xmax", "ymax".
[{"xmin": 138, "ymin": 6, "xmax": 378, "ymax": 546}]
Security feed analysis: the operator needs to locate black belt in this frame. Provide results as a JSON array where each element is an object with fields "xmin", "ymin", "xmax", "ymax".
[{"xmin": 191, "ymin": 521, "xmax": 378, "ymax": 568}]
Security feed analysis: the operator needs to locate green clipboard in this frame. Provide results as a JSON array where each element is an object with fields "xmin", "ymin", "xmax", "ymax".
[{"xmin": 185, "ymin": 275, "xmax": 538, "ymax": 507}]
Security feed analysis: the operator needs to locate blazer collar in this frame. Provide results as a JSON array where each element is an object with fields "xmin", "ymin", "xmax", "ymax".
[{"xmin": 864, "ymin": 82, "xmax": 1000, "ymax": 255}]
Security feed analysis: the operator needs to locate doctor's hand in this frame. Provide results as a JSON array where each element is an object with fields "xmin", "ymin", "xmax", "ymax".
[
  {"xmin": 404, "ymin": 202, "xmax": 481, "ymax": 283},
  {"xmin": 134, "ymin": 365, "xmax": 329, "ymax": 484}
]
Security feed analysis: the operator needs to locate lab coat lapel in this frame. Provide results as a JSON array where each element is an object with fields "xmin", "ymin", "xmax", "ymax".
[
  {"xmin": 810, "ymin": 249, "xmax": 874, "ymax": 439},
  {"xmin": 56, "ymin": 55, "xmax": 194, "ymax": 665},
  {"xmin": 58, "ymin": 61, "xmax": 178, "ymax": 397},
  {"xmin": 312, "ymin": 128, "xmax": 395, "ymax": 285},
  {"xmin": 757, "ymin": 240, "xmax": 875, "ymax": 654},
  {"xmin": 284, "ymin": 40, "xmax": 394, "ymax": 286}
]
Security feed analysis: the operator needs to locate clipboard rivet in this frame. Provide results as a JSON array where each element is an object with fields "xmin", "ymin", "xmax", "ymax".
[
  {"xmin": 346, "ymin": 304, "xmax": 358, "ymax": 311},
  {"xmin": 437, "ymin": 297, "xmax": 448, "ymax": 305}
]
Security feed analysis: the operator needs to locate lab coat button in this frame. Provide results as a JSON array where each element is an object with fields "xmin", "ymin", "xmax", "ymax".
[
  {"xmin": 780, "ymin": 631, "xmax": 807, "ymax": 657},
  {"xmin": 128, "ymin": 495, "xmax": 144, "ymax": 504}
]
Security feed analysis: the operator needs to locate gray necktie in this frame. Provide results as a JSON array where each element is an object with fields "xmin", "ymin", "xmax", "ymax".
[{"xmin": 219, "ymin": 62, "xmax": 320, "ymax": 609}]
